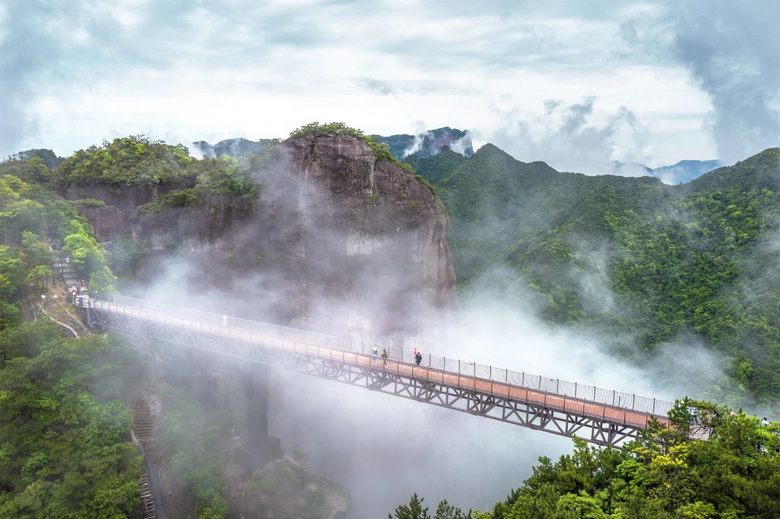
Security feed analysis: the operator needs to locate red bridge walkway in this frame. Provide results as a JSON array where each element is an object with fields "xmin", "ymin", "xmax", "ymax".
[{"xmin": 87, "ymin": 296, "xmax": 684, "ymax": 447}]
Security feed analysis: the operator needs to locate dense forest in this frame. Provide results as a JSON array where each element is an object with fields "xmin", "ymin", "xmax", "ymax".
[
  {"xmin": 0, "ymin": 133, "xmax": 386, "ymax": 518},
  {"xmin": 390, "ymin": 400, "xmax": 780, "ymax": 518},
  {"xmin": 411, "ymin": 145, "xmax": 780, "ymax": 410},
  {"xmin": 0, "ymin": 155, "xmax": 144, "ymax": 516},
  {"xmin": 2, "ymin": 130, "xmax": 780, "ymax": 517},
  {"xmin": 0, "ymin": 138, "xmax": 331, "ymax": 518}
]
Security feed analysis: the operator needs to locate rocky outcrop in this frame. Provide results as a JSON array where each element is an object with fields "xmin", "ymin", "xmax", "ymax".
[
  {"xmin": 79, "ymin": 134, "xmax": 459, "ymax": 336},
  {"xmin": 267, "ymin": 134, "xmax": 459, "ymax": 333},
  {"xmin": 69, "ymin": 184, "xmax": 161, "ymax": 219},
  {"xmin": 79, "ymin": 204, "xmax": 124, "ymax": 241}
]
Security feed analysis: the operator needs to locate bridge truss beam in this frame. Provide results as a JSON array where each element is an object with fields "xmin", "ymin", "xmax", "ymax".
[{"xmin": 94, "ymin": 309, "xmax": 645, "ymax": 447}]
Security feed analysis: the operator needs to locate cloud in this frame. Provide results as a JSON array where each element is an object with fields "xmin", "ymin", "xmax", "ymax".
[
  {"xmin": 618, "ymin": 1, "xmax": 780, "ymax": 165},
  {"xmin": 670, "ymin": 2, "xmax": 780, "ymax": 164},
  {"xmin": 362, "ymin": 78, "xmax": 397, "ymax": 97},
  {"xmin": 0, "ymin": 0, "xmax": 158, "ymax": 156},
  {"xmin": 3, "ymin": 1, "xmax": 769, "ymax": 169},
  {"xmin": 0, "ymin": 1, "xmax": 56, "ymax": 155},
  {"xmin": 490, "ymin": 97, "xmax": 650, "ymax": 174},
  {"xmin": 267, "ymin": 258, "xmax": 739, "ymax": 515}
]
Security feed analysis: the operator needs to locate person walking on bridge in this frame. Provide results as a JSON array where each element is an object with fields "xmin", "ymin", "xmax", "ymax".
[
  {"xmin": 381, "ymin": 348, "xmax": 388, "ymax": 367},
  {"xmin": 415, "ymin": 351, "xmax": 422, "ymax": 366},
  {"xmin": 372, "ymin": 347, "xmax": 378, "ymax": 364}
]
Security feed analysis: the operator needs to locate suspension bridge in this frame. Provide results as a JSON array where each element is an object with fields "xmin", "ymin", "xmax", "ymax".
[{"xmin": 82, "ymin": 295, "xmax": 689, "ymax": 447}]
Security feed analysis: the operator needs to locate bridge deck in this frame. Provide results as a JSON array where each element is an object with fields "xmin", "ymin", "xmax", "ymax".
[{"xmin": 89, "ymin": 298, "xmax": 677, "ymax": 447}]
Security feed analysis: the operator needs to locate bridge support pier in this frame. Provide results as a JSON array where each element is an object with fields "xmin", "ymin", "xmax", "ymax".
[{"xmin": 235, "ymin": 363, "xmax": 282, "ymax": 472}]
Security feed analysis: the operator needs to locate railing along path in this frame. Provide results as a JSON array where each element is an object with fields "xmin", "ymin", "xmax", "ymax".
[{"xmin": 88, "ymin": 296, "xmax": 675, "ymax": 445}]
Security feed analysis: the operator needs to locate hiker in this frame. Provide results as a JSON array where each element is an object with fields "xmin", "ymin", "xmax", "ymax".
[
  {"xmin": 381, "ymin": 348, "xmax": 388, "ymax": 367},
  {"xmin": 372, "ymin": 347, "xmax": 378, "ymax": 364},
  {"xmin": 415, "ymin": 351, "xmax": 422, "ymax": 366}
]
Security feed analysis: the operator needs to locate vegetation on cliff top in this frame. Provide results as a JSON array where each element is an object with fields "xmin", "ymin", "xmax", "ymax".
[
  {"xmin": 56, "ymin": 136, "xmax": 192, "ymax": 188},
  {"xmin": 47, "ymin": 137, "xmax": 263, "ymax": 218}
]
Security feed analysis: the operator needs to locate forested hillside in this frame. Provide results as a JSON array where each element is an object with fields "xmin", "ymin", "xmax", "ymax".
[
  {"xmin": 0, "ymin": 158, "xmax": 145, "ymax": 516},
  {"xmin": 413, "ymin": 146, "xmax": 780, "ymax": 408},
  {"xmin": 0, "ymin": 137, "xmax": 338, "ymax": 518},
  {"xmin": 390, "ymin": 399, "xmax": 780, "ymax": 518},
  {"xmin": 4, "ymin": 133, "xmax": 780, "ymax": 518}
]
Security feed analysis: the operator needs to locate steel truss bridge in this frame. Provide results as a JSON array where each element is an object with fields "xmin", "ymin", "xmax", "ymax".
[{"xmin": 87, "ymin": 296, "xmax": 680, "ymax": 447}]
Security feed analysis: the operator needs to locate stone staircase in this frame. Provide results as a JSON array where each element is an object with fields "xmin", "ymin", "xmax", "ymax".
[
  {"xmin": 133, "ymin": 399, "xmax": 170, "ymax": 519},
  {"xmin": 133, "ymin": 400, "xmax": 155, "ymax": 445},
  {"xmin": 55, "ymin": 261, "xmax": 79, "ymax": 290},
  {"xmin": 139, "ymin": 467, "xmax": 156, "ymax": 519}
]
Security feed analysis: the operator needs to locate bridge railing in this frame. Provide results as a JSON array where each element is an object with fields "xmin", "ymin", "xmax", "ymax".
[
  {"xmin": 406, "ymin": 352, "xmax": 673, "ymax": 418},
  {"xmin": 106, "ymin": 296, "xmax": 674, "ymax": 419},
  {"xmin": 114, "ymin": 295, "xmax": 224, "ymax": 326},
  {"xmin": 113, "ymin": 295, "xmax": 352, "ymax": 350}
]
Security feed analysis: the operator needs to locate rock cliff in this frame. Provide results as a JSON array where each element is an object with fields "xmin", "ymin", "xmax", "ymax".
[{"xmin": 79, "ymin": 134, "xmax": 459, "ymax": 336}]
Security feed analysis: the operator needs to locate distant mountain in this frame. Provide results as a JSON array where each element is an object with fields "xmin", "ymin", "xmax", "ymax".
[
  {"xmin": 373, "ymin": 127, "xmax": 474, "ymax": 159},
  {"xmin": 191, "ymin": 137, "xmax": 274, "ymax": 158},
  {"xmin": 190, "ymin": 128, "xmax": 475, "ymax": 163},
  {"xmin": 432, "ymin": 144, "xmax": 666, "ymax": 289},
  {"xmin": 611, "ymin": 159, "xmax": 721, "ymax": 184},
  {"xmin": 7, "ymin": 148, "xmax": 63, "ymax": 169},
  {"xmin": 651, "ymin": 159, "xmax": 722, "ymax": 184},
  {"xmin": 610, "ymin": 161, "xmax": 653, "ymax": 177},
  {"xmin": 404, "ymin": 148, "xmax": 469, "ymax": 185}
]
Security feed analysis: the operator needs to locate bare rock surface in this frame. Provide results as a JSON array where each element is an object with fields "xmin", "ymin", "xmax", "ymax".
[{"xmin": 79, "ymin": 134, "xmax": 458, "ymax": 335}]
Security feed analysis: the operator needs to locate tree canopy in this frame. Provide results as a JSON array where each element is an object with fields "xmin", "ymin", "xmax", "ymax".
[
  {"xmin": 0, "ymin": 322, "xmax": 145, "ymax": 517},
  {"xmin": 414, "ymin": 145, "xmax": 780, "ymax": 407},
  {"xmin": 391, "ymin": 398, "xmax": 780, "ymax": 518}
]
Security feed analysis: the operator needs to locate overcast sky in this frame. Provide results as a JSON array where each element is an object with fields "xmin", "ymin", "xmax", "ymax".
[{"xmin": 1, "ymin": 0, "xmax": 779, "ymax": 171}]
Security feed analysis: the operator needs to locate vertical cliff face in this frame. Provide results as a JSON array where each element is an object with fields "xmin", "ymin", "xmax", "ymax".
[
  {"xmin": 83, "ymin": 134, "xmax": 458, "ymax": 336},
  {"xmin": 267, "ymin": 134, "xmax": 458, "ymax": 334}
]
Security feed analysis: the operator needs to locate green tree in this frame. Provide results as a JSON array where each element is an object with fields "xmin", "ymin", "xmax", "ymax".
[
  {"xmin": 89, "ymin": 265, "xmax": 118, "ymax": 298},
  {"xmin": 20, "ymin": 231, "xmax": 53, "ymax": 267},
  {"xmin": 390, "ymin": 493, "xmax": 431, "ymax": 519},
  {"xmin": 455, "ymin": 397, "xmax": 780, "ymax": 519},
  {"xmin": 435, "ymin": 499, "xmax": 473, "ymax": 519},
  {"xmin": 63, "ymin": 220, "xmax": 106, "ymax": 276},
  {"xmin": 0, "ymin": 324, "xmax": 144, "ymax": 517}
]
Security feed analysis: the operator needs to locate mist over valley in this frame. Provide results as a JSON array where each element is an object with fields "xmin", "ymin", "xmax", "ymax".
[
  {"xmin": 3, "ymin": 1, "xmax": 780, "ymax": 516},
  {"xmin": 2, "ymin": 122, "xmax": 780, "ymax": 517}
]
